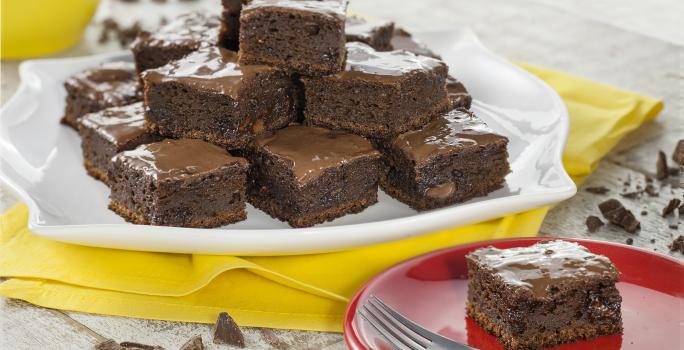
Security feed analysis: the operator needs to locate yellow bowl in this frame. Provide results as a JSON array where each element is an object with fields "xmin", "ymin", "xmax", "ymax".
[{"xmin": 1, "ymin": 0, "xmax": 100, "ymax": 59}]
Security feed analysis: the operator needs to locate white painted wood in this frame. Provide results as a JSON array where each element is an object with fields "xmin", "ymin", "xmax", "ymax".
[{"xmin": 1, "ymin": 0, "xmax": 682, "ymax": 348}]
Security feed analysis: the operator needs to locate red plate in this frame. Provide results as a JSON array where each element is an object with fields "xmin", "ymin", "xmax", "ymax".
[{"xmin": 344, "ymin": 237, "xmax": 684, "ymax": 350}]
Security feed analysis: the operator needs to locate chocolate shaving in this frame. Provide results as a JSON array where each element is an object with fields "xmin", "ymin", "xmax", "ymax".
[
  {"xmin": 119, "ymin": 342, "xmax": 164, "ymax": 350},
  {"xmin": 662, "ymin": 198, "xmax": 682, "ymax": 217},
  {"xmin": 585, "ymin": 186, "xmax": 610, "ymax": 195},
  {"xmin": 179, "ymin": 335, "xmax": 204, "ymax": 350},
  {"xmin": 673, "ymin": 140, "xmax": 684, "ymax": 166},
  {"xmin": 95, "ymin": 340, "xmax": 122, "ymax": 350},
  {"xmin": 619, "ymin": 191, "xmax": 641, "ymax": 199},
  {"xmin": 669, "ymin": 235, "xmax": 684, "ymax": 254},
  {"xmin": 212, "ymin": 312, "xmax": 245, "ymax": 347},
  {"xmin": 656, "ymin": 150, "xmax": 669, "ymax": 180},
  {"xmin": 586, "ymin": 215, "xmax": 604, "ymax": 233},
  {"xmin": 598, "ymin": 199, "xmax": 640, "ymax": 233}
]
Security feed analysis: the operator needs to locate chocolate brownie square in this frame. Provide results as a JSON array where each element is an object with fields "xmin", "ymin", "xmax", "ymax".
[
  {"xmin": 239, "ymin": 0, "xmax": 348, "ymax": 76},
  {"xmin": 466, "ymin": 240, "xmax": 622, "ymax": 350},
  {"xmin": 62, "ymin": 62, "xmax": 141, "ymax": 130},
  {"xmin": 142, "ymin": 46, "xmax": 299, "ymax": 149},
  {"xmin": 446, "ymin": 75, "xmax": 472, "ymax": 110},
  {"xmin": 377, "ymin": 109, "xmax": 509, "ymax": 210},
  {"xmin": 247, "ymin": 125, "xmax": 381, "ymax": 227},
  {"xmin": 390, "ymin": 27, "xmax": 440, "ymax": 58},
  {"xmin": 78, "ymin": 102, "xmax": 161, "ymax": 184},
  {"xmin": 131, "ymin": 12, "xmax": 221, "ymax": 74},
  {"xmin": 345, "ymin": 15, "xmax": 394, "ymax": 51},
  {"xmin": 109, "ymin": 139, "xmax": 249, "ymax": 228},
  {"xmin": 220, "ymin": 0, "xmax": 251, "ymax": 50},
  {"xmin": 302, "ymin": 42, "xmax": 449, "ymax": 139}
]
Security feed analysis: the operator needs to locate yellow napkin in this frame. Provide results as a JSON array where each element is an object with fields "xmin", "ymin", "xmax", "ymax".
[{"xmin": 0, "ymin": 65, "xmax": 662, "ymax": 332}]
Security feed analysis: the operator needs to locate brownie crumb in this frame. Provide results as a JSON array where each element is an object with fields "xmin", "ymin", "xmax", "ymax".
[
  {"xmin": 673, "ymin": 140, "xmax": 684, "ymax": 166},
  {"xmin": 657, "ymin": 150, "xmax": 669, "ymax": 180},
  {"xmin": 662, "ymin": 198, "xmax": 682, "ymax": 217},
  {"xmin": 641, "ymin": 210, "xmax": 648, "ymax": 216},
  {"xmin": 669, "ymin": 235, "xmax": 684, "ymax": 254},
  {"xmin": 95, "ymin": 340, "xmax": 121, "ymax": 350},
  {"xmin": 650, "ymin": 238, "xmax": 656, "ymax": 243},
  {"xmin": 645, "ymin": 184, "xmax": 659, "ymax": 196},
  {"xmin": 586, "ymin": 215, "xmax": 604, "ymax": 233},
  {"xmin": 213, "ymin": 312, "xmax": 245, "ymax": 347},
  {"xmin": 179, "ymin": 335, "xmax": 204, "ymax": 350},
  {"xmin": 646, "ymin": 175, "xmax": 654, "ymax": 183},
  {"xmin": 598, "ymin": 199, "xmax": 640, "ymax": 233},
  {"xmin": 119, "ymin": 342, "xmax": 163, "ymax": 350},
  {"xmin": 670, "ymin": 224, "xmax": 679, "ymax": 229},
  {"xmin": 625, "ymin": 238, "xmax": 633, "ymax": 245},
  {"xmin": 585, "ymin": 186, "xmax": 610, "ymax": 195},
  {"xmin": 669, "ymin": 167, "xmax": 681, "ymax": 176}
]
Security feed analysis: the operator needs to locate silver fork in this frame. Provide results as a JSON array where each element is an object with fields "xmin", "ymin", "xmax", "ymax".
[{"xmin": 357, "ymin": 294, "xmax": 476, "ymax": 350}]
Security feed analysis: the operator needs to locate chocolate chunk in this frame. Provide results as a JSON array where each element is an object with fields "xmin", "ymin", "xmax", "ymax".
[
  {"xmin": 598, "ymin": 199, "xmax": 640, "ymax": 233},
  {"xmin": 625, "ymin": 238, "xmax": 633, "ymax": 245},
  {"xmin": 656, "ymin": 150, "xmax": 669, "ymax": 180},
  {"xmin": 179, "ymin": 335, "xmax": 204, "ymax": 350},
  {"xmin": 669, "ymin": 235, "xmax": 684, "ymax": 254},
  {"xmin": 95, "ymin": 340, "xmax": 122, "ymax": 350},
  {"xmin": 620, "ymin": 190, "xmax": 641, "ymax": 199},
  {"xmin": 118, "ymin": 342, "xmax": 163, "ymax": 350},
  {"xmin": 645, "ymin": 184, "xmax": 659, "ymax": 196},
  {"xmin": 585, "ymin": 186, "xmax": 610, "ymax": 195},
  {"xmin": 586, "ymin": 215, "xmax": 604, "ymax": 233},
  {"xmin": 673, "ymin": 140, "xmax": 684, "ymax": 166},
  {"xmin": 662, "ymin": 198, "xmax": 682, "ymax": 217},
  {"xmin": 213, "ymin": 312, "xmax": 245, "ymax": 347}
]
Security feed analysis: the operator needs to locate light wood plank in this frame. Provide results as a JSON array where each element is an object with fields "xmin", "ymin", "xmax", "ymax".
[{"xmin": 0, "ymin": 298, "xmax": 103, "ymax": 349}]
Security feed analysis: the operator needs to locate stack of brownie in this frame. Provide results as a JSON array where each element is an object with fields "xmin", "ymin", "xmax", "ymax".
[{"xmin": 62, "ymin": 0, "xmax": 510, "ymax": 228}]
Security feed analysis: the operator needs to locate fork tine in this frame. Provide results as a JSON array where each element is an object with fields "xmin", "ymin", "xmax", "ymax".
[
  {"xmin": 370, "ymin": 294, "xmax": 443, "ymax": 342},
  {"xmin": 358, "ymin": 304, "xmax": 424, "ymax": 350},
  {"xmin": 366, "ymin": 298, "xmax": 431, "ymax": 348}
]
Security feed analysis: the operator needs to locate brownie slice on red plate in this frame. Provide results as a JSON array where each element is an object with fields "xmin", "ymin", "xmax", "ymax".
[
  {"xmin": 247, "ymin": 125, "xmax": 381, "ymax": 227},
  {"xmin": 142, "ymin": 46, "xmax": 299, "ymax": 149},
  {"xmin": 109, "ymin": 138, "xmax": 249, "ymax": 228},
  {"xmin": 78, "ymin": 102, "xmax": 161, "ymax": 184},
  {"xmin": 302, "ymin": 42, "xmax": 449, "ymax": 139},
  {"xmin": 131, "ymin": 12, "xmax": 221, "ymax": 74},
  {"xmin": 62, "ymin": 62, "xmax": 141, "ymax": 130},
  {"xmin": 239, "ymin": 0, "xmax": 348, "ymax": 76},
  {"xmin": 466, "ymin": 240, "xmax": 622, "ymax": 350},
  {"xmin": 377, "ymin": 109, "xmax": 509, "ymax": 210}
]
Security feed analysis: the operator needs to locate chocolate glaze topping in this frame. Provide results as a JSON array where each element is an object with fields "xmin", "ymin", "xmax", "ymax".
[
  {"xmin": 243, "ymin": 0, "xmax": 347, "ymax": 21},
  {"xmin": 143, "ymin": 46, "xmax": 272, "ymax": 99},
  {"xmin": 134, "ymin": 12, "xmax": 220, "ymax": 48},
  {"xmin": 336, "ymin": 42, "xmax": 446, "ymax": 82},
  {"xmin": 67, "ymin": 62, "xmax": 140, "ymax": 105},
  {"xmin": 117, "ymin": 139, "xmax": 248, "ymax": 181},
  {"xmin": 469, "ymin": 240, "xmax": 619, "ymax": 298},
  {"xmin": 390, "ymin": 28, "xmax": 440, "ymax": 59},
  {"xmin": 345, "ymin": 16, "xmax": 393, "ymax": 42},
  {"xmin": 80, "ymin": 102, "xmax": 147, "ymax": 147},
  {"xmin": 393, "ymin": 109, "xmax": 506, "ymax": 163},
  {"xmin": 255, "ymin": 125, "xmax": 380, "ymax": 184}
]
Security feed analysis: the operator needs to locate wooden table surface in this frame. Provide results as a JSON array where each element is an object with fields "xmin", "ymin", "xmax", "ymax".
[{"xmin": 1, "ymin": 0, "xmax": 682, "ymax": 349}]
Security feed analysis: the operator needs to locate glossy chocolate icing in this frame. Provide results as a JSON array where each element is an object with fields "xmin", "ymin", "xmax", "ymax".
[
  {"xmin": 255, "ymin": 125, "xmax": 380, "ymax": 184},
  {"xmin": 390, "ymin": 27, "xmax": 440, "ymax": 58},
  {"xmin": 143, "ymin": 46, "xmax": 272, "ymax": 99},
  {"xmin": 345, "ymin": 15, "xmax": 393, "ymax": 42},
  {"xmin": 80, "ymin": 102, "xmax": 147, "ymax": 147},
  {"xmin": 243, "ymin": 0, "xmax": 347, "ymax": 21},
  {"xmin": 117, "ymin": 139, "xmax": 248, "ymax": 181},
  {"xmin": 336, "ymin": 42, "xmax": 446, "ymax": 82},
  {"xmin": 393, "ymin": 109, "xmax": 506, "ymax": 163},
  {"xmin": 68, "ymin": 62, "xmax": 139, "ymax": 105},
  {"xmin": 135, "ymin": 12, "xmax": 220, "ymax": 48},
  {"xmin": 469, "ymin": 240, "xmax": 619, "ymax": 298}
]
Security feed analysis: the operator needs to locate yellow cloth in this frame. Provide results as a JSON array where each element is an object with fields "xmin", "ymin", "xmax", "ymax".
[{"xmin": 0, "ymin": 65, "xmax": 662, "ymax": 332}]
